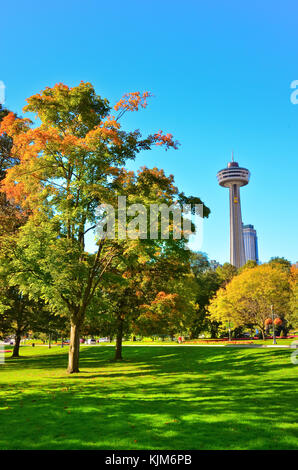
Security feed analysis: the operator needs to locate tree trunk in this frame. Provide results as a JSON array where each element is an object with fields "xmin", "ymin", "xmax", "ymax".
[
  {"xmin": 67, "ymin": 322, "xmax": 81, "ymax": 373},
  {"xmin": 115, "ymin": 317, "xmax": 123, "ymax": 361},
  {"xmin": 12, "ymin": 333, "xmax": 21, "ymax": 358},
  {"xmin": 261, "ymin": 328, "xmax": 265, "ymax": 340},
  {"xmin": 210, "ymin": 322, "xmax": 218, "ymax": 339}
]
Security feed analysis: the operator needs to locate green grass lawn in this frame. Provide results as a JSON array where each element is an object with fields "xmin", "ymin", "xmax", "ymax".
[
  {"xmin": 0, "ymin": 345, "xmax": 297, "ymax": 450},
  {"xmin": 120, "ymin": 338, "xmax": 297, "ymax": 346},
  {"xmin": 21, "ymin": 336, "xmax": 298, "ymax": 346}
]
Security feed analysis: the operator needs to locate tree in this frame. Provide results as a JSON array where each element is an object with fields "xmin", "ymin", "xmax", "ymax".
[
  {"xmin": 238, "ymin": 259, "xmax": 258, "ymax": 273},
  {"xmin": 93, "ymin": 167, "xmax": 208, "ymax": 360},
  {"xmin": 207, "ymin": 286, "xmax": 243, "ymax": 338},
  {"xmin": 131, "ymin": 258, "xmax": 197, "ymax": 343},
  {"xmin": 0, "ymin": 283, "xmax": 42, "ymax": 357},
  {"xmin": 289, "ymin": 265, "xmax": 298, "ymax": 329},
  {"xmin": 0, "ymin": 105, "xmax": 28, "ymax": 235},
  {"xmin": 268, "ymin": 257, "xmax": 292, "ymax": 273},
  {"xmin": 189, "ymin": 252, "xmax": 210, "ymax": 275},
  {"xmin": 208, "ymin": 264, "xmax": 291, "ymax": 339},
  {"xmin": 31, "ymin": 308, "xmax": 69, "ymax": 347},
  {"xmin": 188, "ymin": 253, "xmax": 222, "ymax": 338},
  {"xmin": 0, "ymin": 104, "xmax": 15, "ymax": 180},
  {"xmin": 0, "ymin": 82, "xmax": 209, "ymax": 373},
  {"xmin": 0, "ymin": 106, "xmax": 34, "ymax": 355},
  {"xmin": 193, "ymin": 271, "xmax": 222, "ymax": 338},
  {"xmin": 216, "ymin": 262, "xmax": 238, "ymax": 286}
]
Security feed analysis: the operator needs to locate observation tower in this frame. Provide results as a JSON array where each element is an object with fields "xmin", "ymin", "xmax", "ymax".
[{"xmin": 217, "ymin": 154, "xmax": 250, "ymax": 268}]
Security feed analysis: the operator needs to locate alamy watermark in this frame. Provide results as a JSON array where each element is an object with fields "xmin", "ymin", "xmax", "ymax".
[
  {"xmin": 290, "ymin": 340, "xmax": 298, "ymax": 365},
  {"xmin": 0, "ymin": 81, "xmax": 5, "ymax": 105},
  {"xmin": 95, "ymin": 196, "xmax": 204, "ymax": 251},
  {"xmin": 290, "ymin": 80, "xmax": 298, "ymax": 104}
]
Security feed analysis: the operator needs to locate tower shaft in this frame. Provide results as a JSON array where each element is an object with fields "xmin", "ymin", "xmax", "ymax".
[
  {"xmin": 229, "ymin": 184, "xmax": 246, "ymax": 268},
  {"xmin": 217, "ymin": 159, "xmax": 250, "ymax": 269}
]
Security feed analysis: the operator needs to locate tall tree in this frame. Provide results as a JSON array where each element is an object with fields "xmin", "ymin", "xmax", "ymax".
[
  {"xmin": 0, "ymin": 82, "xmax": 209, "ymax": 373},
  {"xmin": 0, "ymin": 106, "xmax": 34, "ymax": 352}
]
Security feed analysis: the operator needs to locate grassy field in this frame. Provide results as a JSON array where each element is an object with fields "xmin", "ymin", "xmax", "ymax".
[
  {"xmin": 19, "ymin": 336, "xmax": 298, "ymax": 347},
  {"xmin": 121, "ymin": 338, "xmax": 298, "ymax": 346},
  {"xmin": 0, "ymin": 345, "xmax": 297, "ymax": 450}
]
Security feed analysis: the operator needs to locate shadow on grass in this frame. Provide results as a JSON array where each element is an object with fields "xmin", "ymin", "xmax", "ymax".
[{"xmin": 0, "ymin": 346, "xmax": 297, "ymax": 450}]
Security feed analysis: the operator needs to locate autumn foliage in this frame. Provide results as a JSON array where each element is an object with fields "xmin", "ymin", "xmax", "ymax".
[
  {"xmin": 114, "ymin": 91, "xmax": 153, "ymax": 113},
  {"xmin": 0, "ymin": 83, "xmax": 179, "ymax": 210},
  {"xmin": 208, "ymin": 264, "xmax": 292, "ymax": 339},
  {"xmin": 0, "ymin": 82, "xmax": 187, "ymax": 372}
]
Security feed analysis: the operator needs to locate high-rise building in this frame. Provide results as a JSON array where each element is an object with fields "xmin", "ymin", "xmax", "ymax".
[
  {"xmin": 242, "ymin": 224, "xmax": 259, "ymax": 263},
  {"xmin": 217, "ymin": 156, "xmax": 250, "ymax": 268}
]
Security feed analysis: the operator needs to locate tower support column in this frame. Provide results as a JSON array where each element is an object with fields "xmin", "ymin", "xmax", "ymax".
[{"xmin": 229, "ymin": 184, "xmax": 245, "ymax": 268}]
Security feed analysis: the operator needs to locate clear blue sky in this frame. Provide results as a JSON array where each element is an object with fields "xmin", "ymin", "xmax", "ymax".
[{"xmin": 2, "ymin": 0, "xmax": 298, "ymax": 264}]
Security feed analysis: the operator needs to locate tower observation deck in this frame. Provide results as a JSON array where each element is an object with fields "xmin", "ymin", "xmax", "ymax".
[{"xmin": 217, "ymin": 158, "xmax": 250, "ymax": 268}]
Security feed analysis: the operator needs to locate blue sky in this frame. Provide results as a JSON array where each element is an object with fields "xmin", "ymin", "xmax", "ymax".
[{"xmin": 2, "ymin": 0, "xmax": 297, "ymax": 264}]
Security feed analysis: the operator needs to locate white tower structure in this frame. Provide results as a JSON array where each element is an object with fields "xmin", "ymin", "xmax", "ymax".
[{"xmin": 217, "ymin": 155, "xmax": 250, "ymax": 268}]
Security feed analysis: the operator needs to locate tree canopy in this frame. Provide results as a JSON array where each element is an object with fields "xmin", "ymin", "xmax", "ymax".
[
  {"xmin": 0, "ymin": 82, "xmax": 210, "ymax": 372},
  {"xmin": 208, "ymin": 264, "xmax": 291, "ymax": 339}
]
